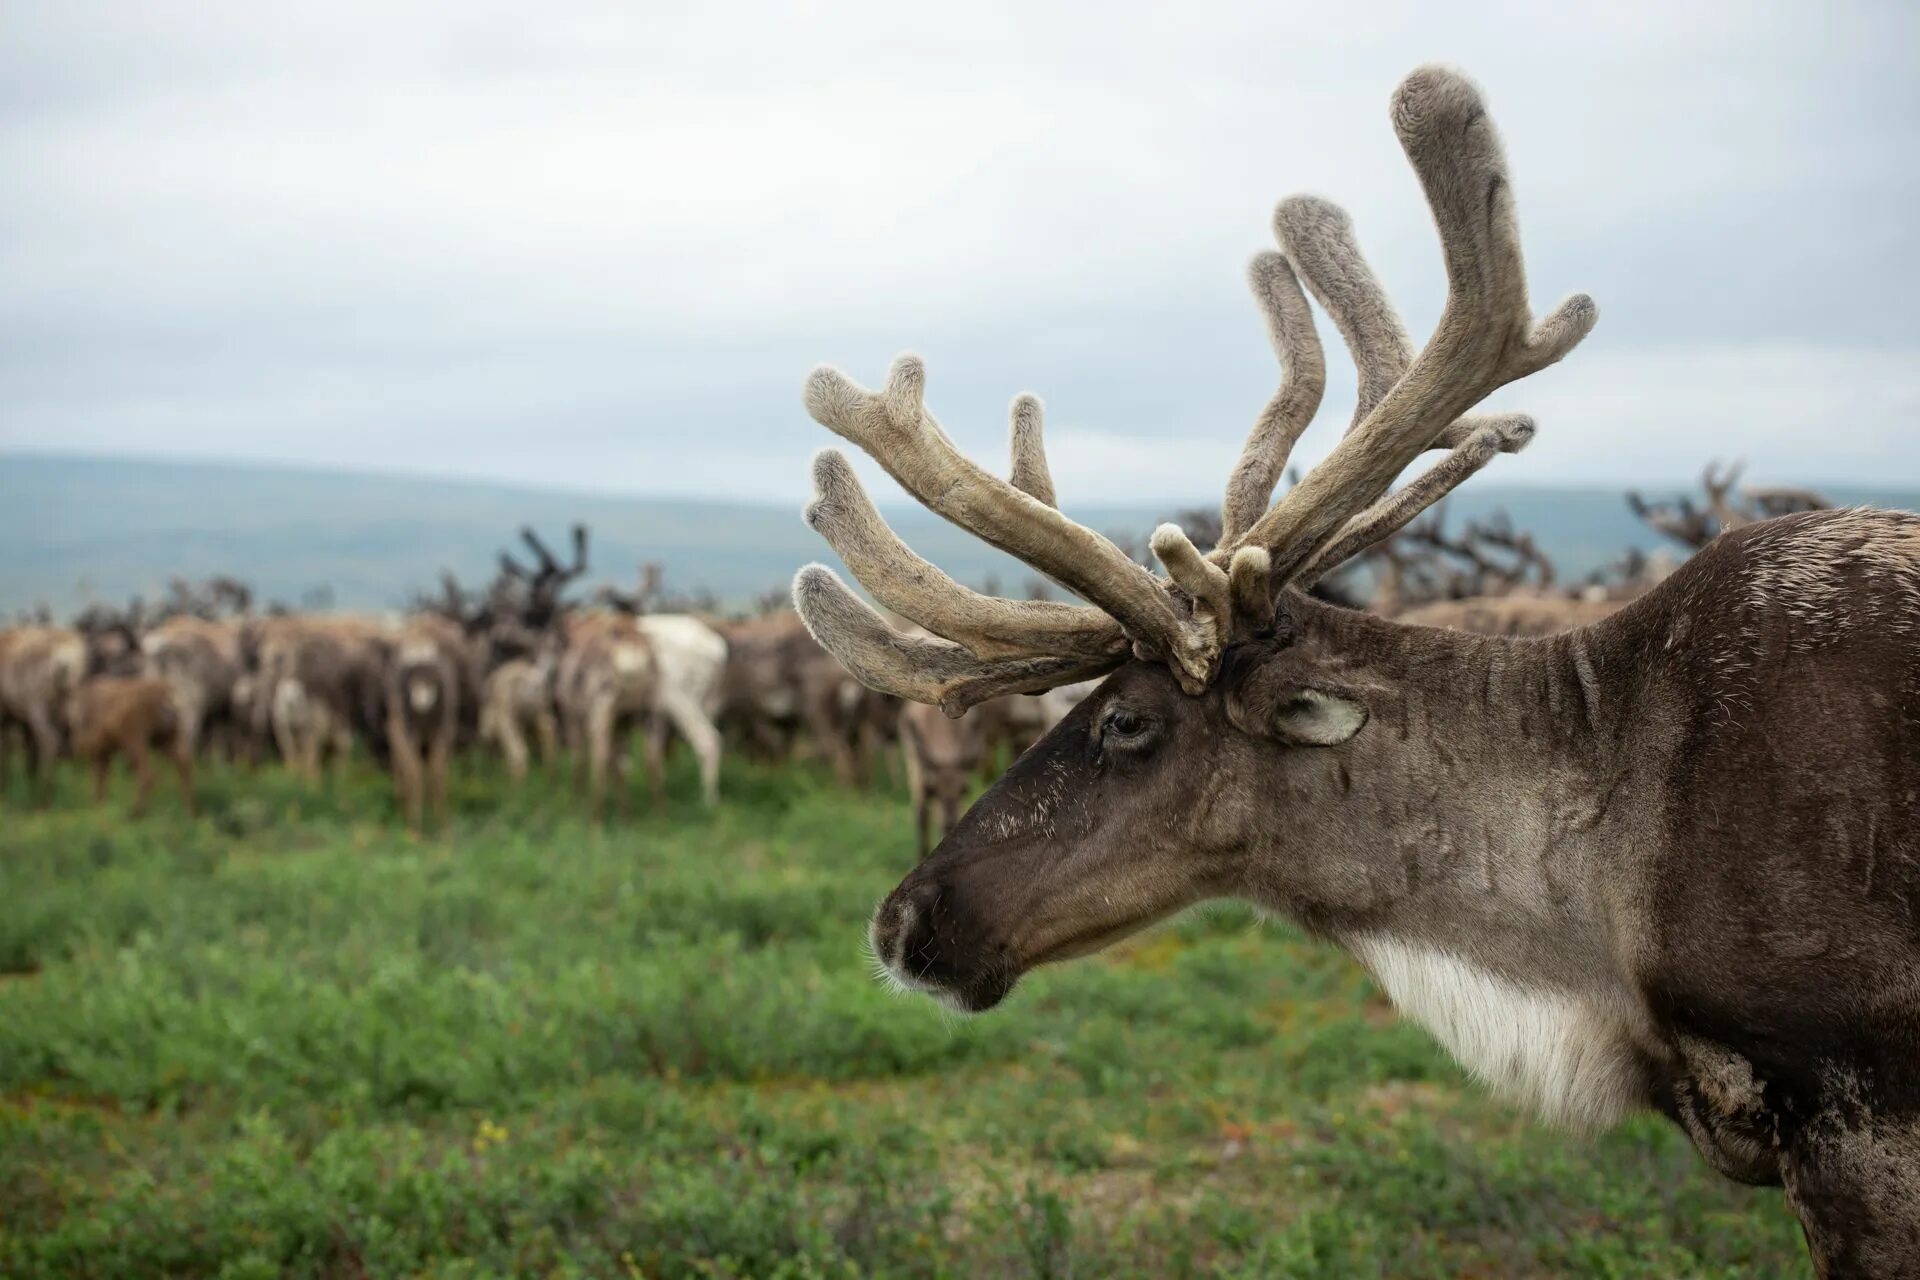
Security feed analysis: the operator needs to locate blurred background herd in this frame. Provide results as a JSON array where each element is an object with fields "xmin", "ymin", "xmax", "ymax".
[{"xmin": 0, "ymin": 456, "xmax": 1870, "ymax": 849}]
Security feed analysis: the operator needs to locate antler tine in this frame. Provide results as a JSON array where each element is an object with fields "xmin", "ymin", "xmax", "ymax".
[
  {"xmin": 519, "ymin": 526, "xmax": 564, "ymax": 578},
  {"xmin": 1150, "ymin": 523, "xmax": 1231, "ymax": 644},
  {"xmin": 1236, "ymin": 65, "xmax": 1596, "ymax": 584},
  {"xmin": 1273, "ymin": 197, "xmax": 1410, "ymax": 433},
  {"xmin": 565, "ymin": 524, "xmax": 590, "ymax": 579},
  {"xmin": 1296, "ymin": 417, "xmax": 1533, "ymax": 587},
  {"xmin": 1220, "ymin": 252, "xmax": 1326, "ymax": 546},
  {"xmin": 803, "ymin": 356, "xmax": 1216, "ymax": 688},
  {"xmin": 1226, "ymin": 547, "xmax": 1276, "ymax": 635},
  {"xmin": 793, "ymin": 565, "xmax": 1125, "ymax": 717},
  {"xmin": 1702, "ymin": 459, "xmax": 1742, "ymax": 500},
  {"xmin": 1007, "ymin": 394, "xmax": 1057, "ymax": 508},
  {"xmin": 803, "ymin": 449, "xmax": 1125, "ymax": 661},
  {"xmin": 1273, "ymin": 196, "xmax": 1532, "ymax": 455}
]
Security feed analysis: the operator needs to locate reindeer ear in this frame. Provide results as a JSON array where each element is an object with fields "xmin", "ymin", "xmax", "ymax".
[
  {"xmin": 1229, "ymin": 668, "xmax": 1368, "ymax": 746},
  {"xmin": 1269, "ymin": 687, "xmax": 1368, "ymax": 746}
]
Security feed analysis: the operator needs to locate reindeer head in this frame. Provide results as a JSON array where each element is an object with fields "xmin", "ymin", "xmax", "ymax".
[{"xmin": 790, "ymin": 66, "xmax": 1596, "ymax": 1011}]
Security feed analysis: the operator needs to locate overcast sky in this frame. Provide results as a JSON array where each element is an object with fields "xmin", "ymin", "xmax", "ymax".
[{"xmin": 2, "ymin": 1, "xmax": 1915, "ymax": 511}]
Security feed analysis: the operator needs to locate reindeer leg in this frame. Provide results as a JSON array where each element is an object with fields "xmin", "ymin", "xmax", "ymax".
[
  {"xmin": 426, "ymin": 729, "xmax": 451, "ymax": 829},
  {"xmin": 612, "ymin": 720, "xmax": 635, "ymax": 819},
  {"xmin": 172, "ymin": 741, "xmax": 198, "ymax": 818},
  {"xmin": 129, "ymin": 739, "xmax": 154, "ymax": 817},
  {"xmin": 271, "ymin": 700, "xmax": 299, "ymax": 775},
  {"xmin": 657, "ymin": 688, "xmax": 722, "ymax": 807},
  {"xmin": 91, "ymin": 752, "xmax": 109, "ymax": 807},
  {"xmin": 498, "ymin": 706, "xmax": 529, "ymax": 783},
  {"xmin": 534, "ymin": 709, "xmax": 559, "ymax": 772},
  {"xmin": 389, "ymin": 714, "xmax": 423, "ymax": 831},
  {"xmin": 176, "ymin": 691, "xmax": 205, "ymax": 762},
  {"xmin": 901, "ymin": 737, "xmax": 923, "ymax": 814},
  {"xmin": 328, "ymin": 717, "xmax": 353, "ymax": 789},
  {"xmin": 570, "ymin": 707, "xmax": 591, "ymax": 797},
  {"xmin": 642, "ymin": 718, "xmax": 668, "ymax": 813},
  {"xmin": 27, "ymin": 709, "xmax": 60, "ymax": 808},
  {"xmin": 586, "ymin": 701, "xmax": 613, "ymax": 821},
  {"xmin": 1782, "ymin": 1103, "xmax": 1920, "ymax": 1278}
]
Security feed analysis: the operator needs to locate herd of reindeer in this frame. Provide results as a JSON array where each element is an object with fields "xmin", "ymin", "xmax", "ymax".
[{"xmin": 0, "ymin": 462, "xmax": 1829, "ymax": 849}]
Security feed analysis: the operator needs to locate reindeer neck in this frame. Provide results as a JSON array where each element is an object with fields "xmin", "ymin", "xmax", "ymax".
[{"xmin": 1267, "ymin": 597, "xmax": 1663, "ymax": 998}]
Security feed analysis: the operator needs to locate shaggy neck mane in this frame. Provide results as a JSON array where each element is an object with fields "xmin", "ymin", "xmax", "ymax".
[{"xmin": 1249, "ymin": 596, "xmax": 1667, "ymax": 1128}]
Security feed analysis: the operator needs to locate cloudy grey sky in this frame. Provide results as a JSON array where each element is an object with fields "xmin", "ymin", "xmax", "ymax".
[{"xmin": 2, "ymin": 1, "xmax": 1915, "ymax": 509}]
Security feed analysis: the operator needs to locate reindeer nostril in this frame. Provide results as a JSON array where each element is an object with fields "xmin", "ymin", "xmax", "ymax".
[
  {"xmin": 891, "ymin": 900, "xmax": 920, "ymax": 970},
  {"xmin": 872, "ymin": 882, "xmax": 942, "ymax": 977}
]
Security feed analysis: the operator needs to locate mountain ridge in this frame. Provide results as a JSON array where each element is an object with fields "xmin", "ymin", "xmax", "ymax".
[{"xmin": 7, "ymin": 452, "xmax": 1917, "ymax": 616}]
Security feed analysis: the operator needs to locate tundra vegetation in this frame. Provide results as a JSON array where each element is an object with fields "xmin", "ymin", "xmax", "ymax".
[
  {"xmin": 0, "ymin": 450, "xmax": 1865, "ymax": 1279},
  {"xmin": 0, "ymin": 456, "xmax": 1859, "ymax": 1279},
  {"xmin": 0, "ymin": 754, "xmax": 1809, "ymax": 1278}
]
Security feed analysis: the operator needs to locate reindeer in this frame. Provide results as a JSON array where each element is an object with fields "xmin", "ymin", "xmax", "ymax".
[
  {"xmin": 633, "ymin": 614, "xmax": 727, "ymax": 806},
  {"xmin": 789, "ymin": 67, "xmax": 1920, "ymax": 1274},
  {"xmin": 1629, "ymin": 462, "xmax": 1833, "ymax": 552},
  {"xmin": 478, "ymin": 652, "xmax": 561, "ymax": 782},
  {"xmin": 1383, "ymin": 516, "xmax": 1625, "ymax": 637},
  {"xmin": 898, "ymin": 700, "xmax": 987, "ymax": 858},
  {"xmin": 381, "ymin": 614, "xmax": 467, "ymax": 831},
  {"xmin": 140, "ymin": 614, "xmax": 245, "ymax": 760},
  {"xmin": 0, "ymin": 625, "xmax": 87, "ymax": 805},
  {"xmin": 718, "ymin": 608, "xmax": 889, "ymax": 784},
  {"xmin": 585, "ymin": 568, "xmax": 730, "ymax": 806},
  {"xmin": 65, "ymin": 675, "xmax": 196, "ymax": 817},
  {"xmin": 251, "ymin": 615, "xmax": 390, "ymax": 781},
  {"xmin": 494, "ymin": 524, "xmax": 589, "ymax": 632},
  {"xmin": 556, "ymin": 612, "xmax": 665, "ymax": 817},
  {"xmin": 268, "ymin": 667, "xmax": 354, "ymax": 779}
]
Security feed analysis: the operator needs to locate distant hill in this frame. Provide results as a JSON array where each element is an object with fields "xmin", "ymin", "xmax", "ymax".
[{"xmin": 4, "ymin": 453, "xmax": 1916, "ymax": 617}]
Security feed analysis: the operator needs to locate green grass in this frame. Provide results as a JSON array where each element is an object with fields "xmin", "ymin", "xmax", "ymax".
[{"xmin": 0, "ymin": 755, "xmax": 1807, "ymax": 1278}]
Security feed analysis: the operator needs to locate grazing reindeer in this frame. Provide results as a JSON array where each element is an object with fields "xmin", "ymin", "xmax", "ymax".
[
  {"xmin": 479, "ymin": 653, "xmax": 561, "ymax": 782},
  {"xmin": 251, "ymin": 616, "xmax": 390, "ymax": 779},
  {"xmin": 635, "ymin": 614, "xmax": 728, "ymax": 807},
  {"xmin": 898, "ymin": 701, "xmax": 987, "ymax": 858},
  {"xmin": 791, "ymin": 67, "xmax": 1919, "ymax": 1274},
  {"xmin": 568, "ymin": 601, "xmax": 729, "ymax": 807},
  {"xmin": 66, "ymin": 676, "xmax": 196, "ymax": 817},
  {"xmin": 270, "ymin": 671, "xmax": 353, "ymax": 779},
  {"xmin": 0, "ymin": 626, "xmax": 87, "ymax": 805},
  {"xmin": 140, "ymin": 615, "xmax": 244, "ymax": 759},
  {"xmin": 719, "ymin": 609, "xmax": 889, "ymax": 784},
  {"xmin": 557, "ymin": 613, "xmax": 663, "ymax": 817},
  {"xmin": 382, "ymin": 617, "xmax": 464, "ymax": 831}
]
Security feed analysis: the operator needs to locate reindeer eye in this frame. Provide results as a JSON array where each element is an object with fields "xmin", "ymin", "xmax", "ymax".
[{"xmin": 1099, "ymin": 707, "xmax": 1154, "ymax": 750}]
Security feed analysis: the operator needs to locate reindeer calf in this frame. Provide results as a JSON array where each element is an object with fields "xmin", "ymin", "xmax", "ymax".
[{"xmin": 67, "ymin": 676, "xmax": 196, "ymax": 817}]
